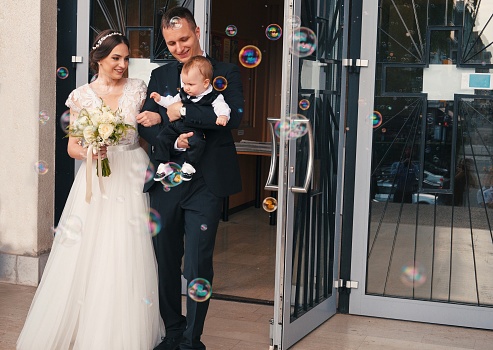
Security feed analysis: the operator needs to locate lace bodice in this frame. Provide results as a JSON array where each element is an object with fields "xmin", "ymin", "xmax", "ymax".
[{"xmin": 65, "ymin": 78, "xmax": 147, "ymax": 145}]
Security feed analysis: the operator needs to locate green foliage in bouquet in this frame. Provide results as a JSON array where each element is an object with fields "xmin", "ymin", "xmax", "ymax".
[{"xmin": 66, "ymin": 100, "xmax": 135, "ymax": 176}]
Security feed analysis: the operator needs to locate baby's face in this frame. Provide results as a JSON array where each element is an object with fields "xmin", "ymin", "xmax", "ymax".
[{"xmin": 181, "ymin": 67, "xmax": 209, "ymax": 97}]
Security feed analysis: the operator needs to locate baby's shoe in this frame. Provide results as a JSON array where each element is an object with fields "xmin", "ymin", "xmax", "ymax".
[
  {"xmin": 154, "ymin": 163, "xmax": 173, "ymax": 181},
  {"xmin": 181, "ymin": 162, "xmax": 196, "ymax": 181}
]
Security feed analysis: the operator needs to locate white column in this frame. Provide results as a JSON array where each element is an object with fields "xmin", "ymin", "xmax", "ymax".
[{"xmin": 0, "ymin": 0, "xmax": 57, "ymax": 286}]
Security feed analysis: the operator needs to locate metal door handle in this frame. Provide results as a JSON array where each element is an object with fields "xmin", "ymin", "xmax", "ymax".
[
  {"xmin": 290, "ymin": 118, "xmax": 314, "ymax": 194},
  {"xmin": 265, "ymin": 118, "xmax": 313, "ymax": 193},
  {"xmin": 265, "ymin": 118, "xmax": 279, "ymax": 191}
]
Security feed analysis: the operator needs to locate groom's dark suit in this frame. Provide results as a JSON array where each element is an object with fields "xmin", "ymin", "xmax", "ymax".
[{"xmin": 138, "ymin": 56, "xmax": 243, "ymax": 349}]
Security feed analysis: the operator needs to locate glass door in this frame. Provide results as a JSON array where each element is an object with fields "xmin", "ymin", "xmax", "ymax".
[
  {"xmin": 88, "ymin": 0, "xmax": 201, "ymax": 83},
  {"xmin": 350, "ymin": 0, "xmax": 493, "ymax": 330},
  {"xmin": 84, "ymin": 0, "xmax": 209, "ymax": 295},
  {"xmin": 270, "ymin": 0, "xmax": 347, "ymax": 348}
]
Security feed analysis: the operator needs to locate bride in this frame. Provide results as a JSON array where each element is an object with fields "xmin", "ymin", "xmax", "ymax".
[{"xmin": 17, "ymin": 30, "xmax": 164, "ymax": 349}]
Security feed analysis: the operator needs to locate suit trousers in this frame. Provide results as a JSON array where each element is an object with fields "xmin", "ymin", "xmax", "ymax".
[
  {"xmin": 149, "ymin": 176, "xmax": 222, "ymax": 349},
  {"xmin": 154, "ymin": 120, "xmax": 206, "ymax": 168}
]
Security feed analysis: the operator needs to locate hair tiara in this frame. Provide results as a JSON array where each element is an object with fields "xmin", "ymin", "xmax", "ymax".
[{"xmin": 91, "ymin": 32, "xmax": 123, "ymax": 51}]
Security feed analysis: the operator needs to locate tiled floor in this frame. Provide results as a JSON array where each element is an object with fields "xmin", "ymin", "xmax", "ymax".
[
  {"xmin": 213, "ymin": 207, "xmax": 276, "ymax": 302},
  {"xmin": 3, "ymin": 207, "xmax": 493, "ymax": 349},
  {"xmin": 2, "ymin": 282, "xmax": 493, "ymax": 350},
  {"xmin": 367, "ymin": 203, "xmax": 493, "ymax": 304}
]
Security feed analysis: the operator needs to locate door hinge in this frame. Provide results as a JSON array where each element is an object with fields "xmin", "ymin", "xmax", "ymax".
[
  {"xmin": 71, "ymin": 56, "xmax": 83, "ymax": 63},
  {"xmin": 346, "ymin": 280, "xmax": 359, "ymax": 289},
  {"xmin": 342, "ymin": 58, "xmax": 368, "ymax": 73},
  {"xmin": 342, "ymin": 59, "xmax": 369, "ymax": 67},
  {"xmin": 355, "ymin": 59, "xmax": 369, "ymax": 67},
  {"xmin": 334, "ymin": 279, "xmax": 359, "ymax": 293}
]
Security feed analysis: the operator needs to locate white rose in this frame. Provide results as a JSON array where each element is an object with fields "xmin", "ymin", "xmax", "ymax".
[
  {"xmin": 98, "ymin": 123, "xmax": 114, "ymax": 141},
  {"xmin": 74, "ymin": 116, "xmax": 90, "ymax": 131},
  {"xmin": 101, "ymin": 104, "xmax": 112, "ymax": 113},
  {"xmin": 101, "ymin": 111, "xmax": 116, "ymax": 123},
  {"xmin": 90, "ymin": 110, "xmax": 102, "ymax": 126},
  {"xmin": 83, "ymin": 126, "xmax": 97, "ymax": 143},
  {"xmin": 79, "ymin": 115, "xmax": 89, "ymax": 125}
]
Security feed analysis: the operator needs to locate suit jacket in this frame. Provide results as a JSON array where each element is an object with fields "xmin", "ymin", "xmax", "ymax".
[{"xmin": 138, "ymin": 56, "xmax": 244, "ymax": 197}]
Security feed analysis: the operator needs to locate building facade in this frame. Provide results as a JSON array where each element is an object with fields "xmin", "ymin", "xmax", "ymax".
[{"xmin": 1, "ymin": 0, "xmax": 492, "ymax": 348}]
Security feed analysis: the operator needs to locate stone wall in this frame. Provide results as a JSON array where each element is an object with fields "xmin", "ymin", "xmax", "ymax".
[{"xmin": 0, "ymin": 0, "xmax": 57, "ymax": 285}]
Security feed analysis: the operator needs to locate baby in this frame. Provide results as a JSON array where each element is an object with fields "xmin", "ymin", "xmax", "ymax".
[{"xmin": 150, "ymin": 55, "xmax": 231, "ymax": 182}]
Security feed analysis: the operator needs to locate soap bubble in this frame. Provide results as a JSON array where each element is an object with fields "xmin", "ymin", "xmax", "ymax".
[
  {"xmin": 274, "ymin": 114, "xmax": 309, "ymax": 140},
  {"xmin": 57, "ymin": 67, "xmax": 69, "ymax": 79},
  {"xmin": 286, "ymin": 15, "xmax": 301, "ymax": 29},
  {"xmin": 188, "ymin": 278, "xmax": 212, "ymax": 302},
  {"xmin": 213, "ymin": 76, "xmax": 228, "ymax": 91},
  {"xmin": 34, "ymin": 161, "xmax": 49, "ymax": 175},
  {"xmin": 371, "ymin": 111, "xmax": 383, "ymax": 128},
  {"xmin": 60, "ymin": 110, "xmax": 71, "ymax": 133},
  {"xmin": 299, "ymin": 99, "xmax": 310, "ymax": 110},
  {"xmin": 160, "ymin": 162, "xmax": 183, "ymax": 188},
  {"xmin": 170, "ymin": 16, "xmax": 182, "ymax": 29},
  {"xmin": 225, "ymin": 24, "xmax": 238, "ymax": 37},
  {"xmin": 262, "ymin": 197, "xmax": 278, "ymax": 212},
  {"xmin": 145, "ymin": 163, "xmax": 155, "ymax": 183},
  {"xmin": 289, "ymin": 27, "xmax": 317, "ymax": 57},
  {"xmin": 239, "ymin": 45, "xmax": 262, "ymax": 68},
  {"xmin": 39, "ymin": 110, "xmax": 50, "ymax": 125},
  {"xmin": 148, "ymin": 208, "xmax": 162, "ymax": 236},
  {"xmin": 401, "ymin": 262, "xmax": 427, "ymax": 287},
  {"xmin": 265, "ymin": 24, "xmax": 282, "ymax": 40}
]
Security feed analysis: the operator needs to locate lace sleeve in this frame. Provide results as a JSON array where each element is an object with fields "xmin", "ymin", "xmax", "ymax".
[
  {"xmin": 65, "ymin": 89, "xmax": 82, "ymax": 113},
  {"xmin": 136, "ymin": 79, "xmax": 148, "ymax": 110}
]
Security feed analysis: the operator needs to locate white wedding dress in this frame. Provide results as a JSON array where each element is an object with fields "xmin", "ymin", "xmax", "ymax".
[{"xmin": 17, "ymin": 78, "xmax": 165, "ymax": 350}]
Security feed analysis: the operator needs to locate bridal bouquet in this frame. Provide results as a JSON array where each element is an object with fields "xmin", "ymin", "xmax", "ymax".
[{"xmin": 68, "ymin": 100, "xmax": 135, "ymax": 177}]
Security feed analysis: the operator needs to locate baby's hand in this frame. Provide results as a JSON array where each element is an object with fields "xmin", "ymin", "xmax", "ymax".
[
  {"xmin": 150, "ymin": 92, "xmax": 161, "ymax": 103},
  {"xmin": 216, "ymin": 115, "xmax": 228, "ymax": 126}
]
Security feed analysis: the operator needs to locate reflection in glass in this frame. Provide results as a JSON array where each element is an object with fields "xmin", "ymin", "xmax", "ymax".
[
  {"xmin": 90, "ymin": 0, "xmax": 194, "ymax": 62},
  {"xmin": 128, "ymin": 29, "xmax": 152, "ymax": 59},
  {"xmin": 370, "ymin": 0, "xmax": 493, "ymax": 307},
  {"xmin": 429, "ymin": 30, "xmax": 459, "ymax": 64},
  {"xmin": 378, "ymin": 0, "xmax": 428, "ymax": 64},
  {"xmin": 368, "ymin": 94, "xmax": 493, "ymax": 306},
  {"xmin": 384, "ymin": 67, "xmax": 424, "ymax": 93},
  {"xmin": 428, "ymin": 0, "xmax": 455, "ymax": 26},
  {"xmin": 378, "ymin": 1, "xmax": 493, "ymax": 67},
  {"xmin": 423, "ymin": 100, "xmax": 453, "ymax": 190},
  {"xmin": 289, "ymin": 0, "xmax": 342, "ymax": 321},
  {"xmin": 461, "ymin": 2, "xmax": 493, "ymax": 66},
  {"xmin": 370, "ymin": 96, "xmax": 424, "ymax": 204}
]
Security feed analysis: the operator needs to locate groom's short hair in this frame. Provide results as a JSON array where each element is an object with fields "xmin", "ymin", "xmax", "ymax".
[{"xmin": 161, "ymin": 7, "xmax": 197, "ymax": 31}]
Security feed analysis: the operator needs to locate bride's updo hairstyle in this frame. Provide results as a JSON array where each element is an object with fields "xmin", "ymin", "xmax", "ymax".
[{"xmin": 89, "ymin": 29, "xmax": 130, "ymax": 73}]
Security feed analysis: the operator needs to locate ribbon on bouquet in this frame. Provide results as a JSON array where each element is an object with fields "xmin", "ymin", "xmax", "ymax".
[{"xmin": 85, "ymin": 144, "xmax": 106, "ymax": 203}]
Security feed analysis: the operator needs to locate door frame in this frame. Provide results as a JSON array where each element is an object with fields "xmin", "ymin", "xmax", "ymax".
[
  {"xmin": 271, "ymin": 0, "xmax": 348, "ymax": 348},
  {"xmin": 348, "ymin": 0, "xmax": 493, "ymax": 330},
  {"xmin": 74, "ymin": 0, "xmax": 209, "ymax": 165},
  {"xmin": 75, "ymin": 0, "xmax": 91, "ymax": 96}
]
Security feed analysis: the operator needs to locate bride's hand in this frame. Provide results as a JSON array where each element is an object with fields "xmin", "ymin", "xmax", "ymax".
[
  {"xmin": 136, "ymin": 111, "xmax": 161, "ymax": 127},
  {"xmin": 93, "ymin": 145, "xmax": 107, "ymax": 160}
]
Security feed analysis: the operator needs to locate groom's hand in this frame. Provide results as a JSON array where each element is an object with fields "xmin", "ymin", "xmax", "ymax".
[
  {"xmin": 136, "ymin": 111, "xmax": 161, "ymax": 127},
  {"xmin": 166, "ymin": 101, "xmax": 183, "ymax": 122},
  {"xmin": 177, "ymin": 132, "xmax": 194, "ymax": 149}
]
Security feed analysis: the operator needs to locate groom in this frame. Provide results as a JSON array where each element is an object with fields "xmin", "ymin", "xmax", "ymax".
[{"xmin": 137, "ymin": 6, "xmax": 244, "ymax": 350}]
